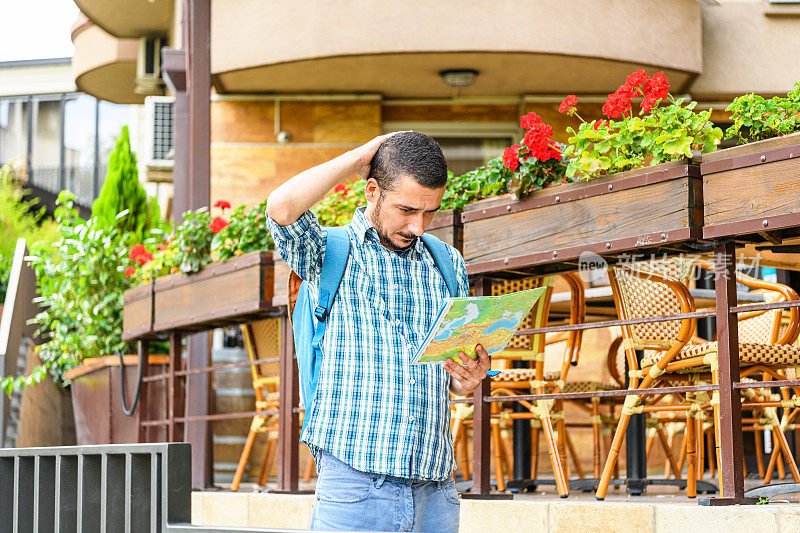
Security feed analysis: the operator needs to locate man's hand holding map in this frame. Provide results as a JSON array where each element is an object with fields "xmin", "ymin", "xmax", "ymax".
[{"xmin": 411, "ymin": 287, "xmax": 547, "ymax": 365}]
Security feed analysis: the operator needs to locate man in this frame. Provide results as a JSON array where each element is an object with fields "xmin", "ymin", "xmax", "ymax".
[{"xmin": 266, "ymin": 131, "xmax": 490, "ymax": 532}]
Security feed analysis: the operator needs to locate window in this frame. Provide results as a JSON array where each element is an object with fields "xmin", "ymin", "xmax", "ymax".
[{"xmin": 383, "ymin": 121, "xmax": 517, "ymax": 177}]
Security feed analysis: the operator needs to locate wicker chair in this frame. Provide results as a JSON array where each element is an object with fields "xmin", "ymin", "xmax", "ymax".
[
  {"xmin": 595, "ymin": 257, "xmax": 800, "ymax": 500},
  {"xmin": 454, "ymin": 273, "xmax": 622, "ymax": 496},
  {"xmin": 230, "ymin": 318, "xmax": 282, "ymax": 491}
]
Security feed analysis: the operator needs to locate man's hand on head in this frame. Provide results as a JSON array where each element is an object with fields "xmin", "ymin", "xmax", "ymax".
[
  {"xmin": 350, "ymin": 131, "xmax": 411, "ymax": 179},
  {"xmin": 445, "ymin": 344, "xmax": 491, "ymax": 397}
]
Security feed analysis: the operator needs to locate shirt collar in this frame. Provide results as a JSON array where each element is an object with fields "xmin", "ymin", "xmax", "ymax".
[{"xmin": 350, "ymin": 207, "xmax": 425, "ymax": 257}]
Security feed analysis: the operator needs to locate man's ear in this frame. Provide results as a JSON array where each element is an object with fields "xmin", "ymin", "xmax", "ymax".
[{"xmin": 364, "ymin": 178, "xmax": 380, "ymax": 203}]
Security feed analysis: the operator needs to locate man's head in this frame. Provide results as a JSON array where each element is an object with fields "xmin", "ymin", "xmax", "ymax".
[{"xmin": 364, "ymin": 132, "xmax": 448, "ymax": 250}]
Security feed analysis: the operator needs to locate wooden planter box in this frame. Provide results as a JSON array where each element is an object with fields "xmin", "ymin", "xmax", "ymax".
[
  {"xmin": 65, "ymin": 355, "xmax": 168, "ymax": 445},
  {"xmin": 122, "ymin": 281, "xmax": 154, "ymax": 341},
  {"xmin": 272, "ymin": 252, "xmax": 290, "ymax": 308},
  {"xmin": 152, "ymin": 250, "xmax": 276, "ymax": 332},
  {"xmin": 461, "ymin": 159, "xmax": 702, "ymax": 274},
  {"xmin": 702, "ymin": 132, "xmax": 800, "ymax": 240},
  {"xmin": 427, "ymin": 208, "xmax": 463, "ymax": 253},
  {"xmin": 270, "ymin": 210, "xmax": 460, "ymax": 307}
]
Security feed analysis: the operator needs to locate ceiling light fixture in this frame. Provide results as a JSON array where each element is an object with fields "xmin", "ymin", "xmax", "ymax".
[{"xmin": 439, "ymin": 69, "xmax": 479, "ymax": 88}]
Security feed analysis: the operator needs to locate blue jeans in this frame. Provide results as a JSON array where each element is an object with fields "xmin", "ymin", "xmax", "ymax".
[{"xmin": 309, "ymin": 450, "xmax": 460, "ymax": 532}]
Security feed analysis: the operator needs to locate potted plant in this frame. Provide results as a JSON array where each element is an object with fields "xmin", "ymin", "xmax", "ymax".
[
  {"xmin": 9, "ymin": 126, "xmax": 170, "ymax": 445},
  {"xmin": 461, "ymin": 70, "xmax": 723, "ymax": 275},
  {"xmin": 701, "ymin": 80, "xmax": 800, "ymax": 239},
  {"xmin": 124, "ymin": 199, "xmax": 279, "ymax": 334}
]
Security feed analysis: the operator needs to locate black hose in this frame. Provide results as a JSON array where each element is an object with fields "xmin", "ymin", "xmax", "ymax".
[{"xmin": 118, "ymin": 350, "xmax": 144, "ymax": 416}]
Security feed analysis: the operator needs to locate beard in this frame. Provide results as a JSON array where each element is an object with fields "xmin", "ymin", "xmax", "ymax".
[{"xmin": 371, "ymin": 192, "xmax": 416, "ymax": 251}]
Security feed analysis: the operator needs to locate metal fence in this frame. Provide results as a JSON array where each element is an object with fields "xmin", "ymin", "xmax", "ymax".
[
  {"xmin": 0, "ymin": 443, "xmax": 297, "ymax": 533},
  {"xmin": 29, "ymin": 165, "xmax": 104, "ymax": 208}
]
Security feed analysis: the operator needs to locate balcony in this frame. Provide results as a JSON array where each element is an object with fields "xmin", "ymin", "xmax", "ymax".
[
  {"xmin": 211, "ymin": 0, "xmax": 702, "ymax": 97},
  {"xmin": 73, "ymin": 0, "xmax": 172, "ymax": 39},
  {"xmin": 71, "ymin": 18, "xmax": 143, "ymax": 104}
]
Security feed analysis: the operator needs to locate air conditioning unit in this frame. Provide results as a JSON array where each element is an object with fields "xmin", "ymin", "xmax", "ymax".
[
  {"xmin": 143, "ymin": 96, "xmax": 174, "ymax": 169},
  {"xmin": 135, "ymin": 37, "xmax": 166, "ymax": 95}
]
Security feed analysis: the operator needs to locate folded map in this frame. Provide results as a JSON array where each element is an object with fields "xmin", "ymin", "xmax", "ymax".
[{"xmin": 411, "ymin": 287, "xmax": 547, "ymax": 364}]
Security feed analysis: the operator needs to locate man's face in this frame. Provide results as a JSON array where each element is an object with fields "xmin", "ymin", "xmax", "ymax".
[{"xmin": 364, "ymin": 174, "xmax": 444, "ymax": 251}]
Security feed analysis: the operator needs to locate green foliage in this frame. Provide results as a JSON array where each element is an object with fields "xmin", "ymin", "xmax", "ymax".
[
  {"xmin": 0, "ymin": 163, "xmax": 60, "ymax": 301},
  {"xmin": 91, "ymin": 125, "xmax": 161, "ymax": 241},
  {"xmin": 213, "ymin": 199, "xmax": 274, "ymax": 262},
  {"xmin": 1, "ymin": 192, "xmax": 135, "ymax": 395},
  {"xmin": 313, "ymin": 181, "xmax": 366, "ymax": 226},
  {"xmin": 565, "ymin": 98, "xmax": 722, "ymax": 181},
  {"xmin": 725, "ymin": 80, "xmax": 800, "ymax": 144},
  {"xmin": 442, "ymin": 154, "xmax": 567, "ymax": 210},
  {"xmin": 172, "ymin": 208, "xmax": 215, "ymax": 274}
]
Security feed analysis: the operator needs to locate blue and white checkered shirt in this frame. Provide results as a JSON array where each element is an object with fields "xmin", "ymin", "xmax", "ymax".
[{"xmin": 267, "ymin": 207, "xmax": 469, "ymax": 481}]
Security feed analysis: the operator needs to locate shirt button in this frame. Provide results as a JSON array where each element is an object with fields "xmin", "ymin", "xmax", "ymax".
[
  {"xmin": 410, "ymin": 416, "xmax": 415, "ymax": 422},
  {"xmin": 395, "ymin": 319, "xmax": 402, "ymax": 327},
  {"xmin": 410, "ymin": 378, "xmax": 416, "ymax": 385}
]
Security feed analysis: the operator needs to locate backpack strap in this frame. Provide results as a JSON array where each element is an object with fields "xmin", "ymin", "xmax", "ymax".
[
  {"xmin": 420, "ymin": 233, "xmax": 459, "ymax": 298},
  {"xmin": 314, "ymin": 226, "xmax": 351, "ymax": 322}
]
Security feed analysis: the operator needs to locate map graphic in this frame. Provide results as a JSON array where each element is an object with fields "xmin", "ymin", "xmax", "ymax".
[{"xmin": 411, "ymin": 287, "xmax": 546, "ymax": 364}]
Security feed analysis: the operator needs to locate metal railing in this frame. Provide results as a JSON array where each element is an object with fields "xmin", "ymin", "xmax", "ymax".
[
  {"xmin": 29, "ymin": 165, "xmax": 104, "ymax": 208},
  {"xmin": 0, "ymin": 443, "xmax": 296, "ymax": 532}
]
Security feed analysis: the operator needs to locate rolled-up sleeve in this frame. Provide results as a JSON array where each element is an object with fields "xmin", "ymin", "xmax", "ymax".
[{"xmin": 266, "ymin": 210, "xmax": 326, "ymax": 283}]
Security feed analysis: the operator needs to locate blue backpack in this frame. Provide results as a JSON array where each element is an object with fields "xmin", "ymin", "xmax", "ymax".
[{"xmin": 288, "ymin": 226, "xmax": 460, "ymax": 435}]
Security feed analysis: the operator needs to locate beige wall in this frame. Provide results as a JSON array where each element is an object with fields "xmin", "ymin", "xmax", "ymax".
[
  {"xmin": 210, "ymin": 99, "xmax": 382, "ymax": 208},
  {"xmin": 691, "ymin": 0, "xmax": 800, "ymax": 99}
]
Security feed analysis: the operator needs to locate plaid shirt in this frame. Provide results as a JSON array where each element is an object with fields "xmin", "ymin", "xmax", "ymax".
[{"xmin": 267, "ymin": 208, "xmax": 469, "ymax": 481}]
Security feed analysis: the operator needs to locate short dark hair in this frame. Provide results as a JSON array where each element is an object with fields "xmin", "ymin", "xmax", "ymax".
[{"xmin": 367, "ymin": 131, "xmax": 448, "ymax": 190}]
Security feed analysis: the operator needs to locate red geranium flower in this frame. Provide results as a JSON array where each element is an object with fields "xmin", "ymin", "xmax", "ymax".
[
  {"xmin": 209, "ymin": 216, "xmax": 229, "ymax": 233},
  {"xmin": 156, "ymin": 237, "xmax": 173, "ymax": 251},
  {"xmin": 334, "ymin": 183, "xmax": 351, "ymax": 195},
  {"xmin": 125, "ymin": 266, "xmax": 136, "ymax": 278},
  {"xmin": 129, "ymin": 244, "xmax": 147, "ymax": 262},
  {"xmin": 592, "ymin": 119, "xmax": 608, "ymax": 131},
  {"xmin": 522, "ymin": 123, "xmax": 561, "ymax": 162},
  {"xmin": 558, "ymin": 95, "xmax": 579, "ymax": 114},
  {"xmin": 643, "ymin": 71, "xmax": 670, "ymax": 102},
  {"xmin": 602, "ymin": 90, "xmax": 632, "ymax": 119},
  {"xmin": 502, "ymin": 145, "xmax": 522, "ymax": 171},
  {"xmin": 213, "ymin": 200, "xmax": 231, "ymax": 210},
  {"xmin": 520, "ymin": 111, "xmax": 544, "ymax": 130},
  {"xmin": 625, "ymin": 69, "xmax": 649, "ymax": 89},
  {"xmin": 135, "ymin": 251, "xmax": 154, "ymax": 266}
]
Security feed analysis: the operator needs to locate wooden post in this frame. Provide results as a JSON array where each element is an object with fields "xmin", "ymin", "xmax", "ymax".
[
  {"xmin": 168, "ymin": 331, "xmax": 183, "ymax": 443},
  {"xmin": 137, "ymin": 339, "xmax": 150, "ymax": 443},
  {"xmin": 700, "ymin": 242, "xmax": 755, "ymax": 505},
  {"xmin": 276, "ymin": 312, "xmax": 301, "ymax": 493},
  {"xmin": 463, "ymin": 277, "xmax": 510, "ymax": 499}
]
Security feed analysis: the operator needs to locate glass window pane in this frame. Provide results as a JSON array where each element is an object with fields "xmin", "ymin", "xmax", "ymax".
[
  {"xmin": 31, "ymin": 99, "xmax": 62, "ymax": 193},
  {"xmin": 434, "ymin": 137, "xmax": 512, "ymax": 177},
  {"xmin": 64, "ymin": 95, "xmax": 96, "ymax": 202},
  {"xmin": 98, "ymin": 100, "xmax": 134, "ymax": 178},
  {"xmin": 0, "ymin": 99, "xmax": 31, "ymax": 174}
]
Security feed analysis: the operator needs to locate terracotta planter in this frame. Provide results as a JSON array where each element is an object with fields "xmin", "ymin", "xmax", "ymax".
[
  {"xmin": 702, "ymin": 131, "xmax": 800, "ymax": 239},
  {"xmin": 461, "ymin": 159, "xmax": 702, "ymax": 274},
  {"xmin": 152, "ymin": 250, "xmax": 277, "ymax": 333},
  {"xmin": 65, "ymin": 355, "xmax": 168, "ymax": 445}
]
